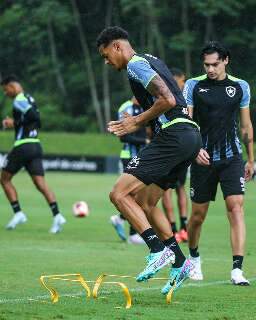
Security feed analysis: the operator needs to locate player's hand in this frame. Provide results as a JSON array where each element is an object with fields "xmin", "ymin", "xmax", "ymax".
[
  {"xmin": 244, "ymin": 160, "xmax": 254, "ymax": 181},
  {"xmin": 108, "ymin": 113, "xmax": 140, "ymax": 136},
  {"xmin": 195, "ymin": 148, "xmax": 210, "ymax": 166},
  {"xmin": 2, "ymin": 117, "xmax": 14, "ymax": 129}
]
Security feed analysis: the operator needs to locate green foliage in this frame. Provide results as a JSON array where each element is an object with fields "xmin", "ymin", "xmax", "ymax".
[{"xmin": 0, "ymin": 0, "xmax": 256, "ymax": 132}]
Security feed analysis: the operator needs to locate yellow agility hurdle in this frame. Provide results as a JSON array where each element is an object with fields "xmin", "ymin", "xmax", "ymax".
[
  {"xmin": 39, "ymin": 272, "xmax": 175, "ymax": 308},
  {"xmin": 39, "ymin": 273, "xmax": 91, "ymax": 303}
]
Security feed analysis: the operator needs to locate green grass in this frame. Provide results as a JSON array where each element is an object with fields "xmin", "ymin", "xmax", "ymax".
[
  {"xmin": 0, "ymin": 172, "xmax": 255, "ymax": 319},
  {"xmin": 0, "ymin": 131, "xmax": 121, "ymax": 156}
]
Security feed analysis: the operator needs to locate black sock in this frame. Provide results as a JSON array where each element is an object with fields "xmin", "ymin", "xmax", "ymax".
[
  {"xmin": 163, "ymin": 236, "xmax": 186, "ymax": 268},
  {"xmin": 49, "ymin": 202, "xmax": 60, "ymax": 216},
  {"xmin": 233, "ymin": 255, "xmax": 243, "ymax": 270},
  {"xmin": 129, "ymin": 225, "xmax": 137, "ymax": 236},
  {"xmin": 11, "ymin": 201, "xmax": 21, "ymax": 214},
  {"xmin": 189, "ymin": 247, "xmax": 199, "ymax": 258},
  {"xmin": 119, "ymin": 214, "xmax": 126, "ymax": 221},
  {"xmin": 180, "ymin": 217, "xmax": 187, "ymax": 231},
  {"xmin": 171, "ymin": 222, "xmax": 177, "ymax": 233},
  {"xmin": 140, "ymin": 228, "xmax": 165, "ymax": 253}
]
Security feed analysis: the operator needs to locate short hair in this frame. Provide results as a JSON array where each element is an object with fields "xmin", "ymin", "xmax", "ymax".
[
  {"xmin": 1, "ymin": 74, "xmax": 19, "ymax": 86},
  {"xmin": 170, "ymin": 68, "xmax": 185, "ymax": 77},
  {"xmin": 200, "ymin": 41, "xmax": 231, "ymax": 61},
  {"xmin": 96, "ymin": 26, "xmax": 129, "ymax": 48}
]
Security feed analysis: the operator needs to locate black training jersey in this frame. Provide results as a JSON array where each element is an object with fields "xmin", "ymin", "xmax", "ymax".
[
  {"xmin": 127, "ymin": 54, "xmax": 191, "ymax": 132},
  {"xmin": 118, "ymin": 100, "xmax": 147, "ymax": 159},
  {"xmin": 13, "ymin": 92, "xmax": 41, "ymax": 141},
  {"xmin": 184, "ymin": 74, "xmax": 250, "ymax": 161}
]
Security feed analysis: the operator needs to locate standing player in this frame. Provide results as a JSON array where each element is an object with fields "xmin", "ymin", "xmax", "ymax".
[
  {"xmin": 1, "ymin": 75, "xmax": 66, "ymax": 233},
  {"xmin": 162, "ymin": 68, "xmax": 189, "ymax": 243},
  {"xmin": 97, "ymin": 26, "xmax": 201, "ymax": 293},
  {"xmin": 110, "ymin": 97, "xmax": 147, "ymax": 244},
  {"xmin": 184, "ymin": 42, "xmax": 254, "ymax": 285}
]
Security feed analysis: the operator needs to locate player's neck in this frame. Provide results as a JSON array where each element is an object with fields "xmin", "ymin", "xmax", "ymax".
[
  {"xmin": 123, "ymin": 46, "xmax": 136, "ymax": 66},
  {"xmin": 216, "ymin": 72, "xmax": 227, "ymax": 81}
]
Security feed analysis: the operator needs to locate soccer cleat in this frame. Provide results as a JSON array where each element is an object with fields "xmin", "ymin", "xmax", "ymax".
[
  {"xmin": 178, "ymin": 229, "xmax": 188, "ymax": 242},
  {"xmin": 136, "ymin": 247, "xmax": 175, "ymax": 282},
  {"xmin": 189, "ymin": 255, "xmax": 203, "ymax": 280},
  {"xmin": 161, "ymin": 258, "xmax": 193, "ymax": 295},
  {"xmin": 49, "ymin": 213, "xmax": 66, "ymax": 234},
  {"xmin": 110, "ymin": 215, "xmax": 126, "ymax": 241},
  {"xmin": 6, "ymin": 211, "xmax": 27, "ymax": 230},
  {"xmin": 231, "ymin": 268, "xmax": 250, "ymax": 286},
  {"xmin": 128, "ymin": 234, "xmax": 145, "ymax": 244}
]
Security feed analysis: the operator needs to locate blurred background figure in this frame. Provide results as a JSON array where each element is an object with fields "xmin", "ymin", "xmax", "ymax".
[
  {"xmin": 110, "ymin": 97, "xmax": 149, "ymax": 244},
  {"xmin": 162, "ymin": 68, "xmax": 188, "ymax": 243}
]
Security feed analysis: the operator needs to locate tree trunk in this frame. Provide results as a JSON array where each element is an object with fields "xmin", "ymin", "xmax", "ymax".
[
  {"xmin": 205, "ymin": 15, "xmax": 214, "ymax": 42},
  {"xmin": 102, "ymin": 0, "xmax": 113, "ymax": 125},
  {"xmin": 47, "ymin": 18, "xmax": 68, "ymax": 112},
  {"xmin": 70, "ymin": 0, "xmax": 104, "ymax": 132},
  {"xmin": 181, "ymin": 0, "xmax": 191, "ymax": 77}
]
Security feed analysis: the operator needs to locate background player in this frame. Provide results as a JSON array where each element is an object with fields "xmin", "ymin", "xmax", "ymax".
[
  {"xmin": 184, "ymin": 42, "xmax": 254, "ymax": 285},
  {"xmin": 110, "ymin": 97, "xmax": 148, "ymax": 244},
  {"xmin": 162, "ymin": 68, "xmax": 188, "ymax": 243},
  {"xmin": 1, "ymin": 75, "xmax": 66, "ymax": 234}
]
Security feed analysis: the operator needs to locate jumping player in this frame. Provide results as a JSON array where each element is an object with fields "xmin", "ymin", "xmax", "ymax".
[{"xmin": 97, "ymin": 26, "xmax": 202, "ymax": 293}]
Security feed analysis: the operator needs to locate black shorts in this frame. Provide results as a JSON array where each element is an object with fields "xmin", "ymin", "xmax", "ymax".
[
  {"xmin": 124, "ymin": 123, "xmax": 201, "ymax": 190},
  {"xmin": 2, "ymin": 143, "xmax": 44, "ymax": 176},
  {"xmin": 190, "ymin": 155, "xmax": 245, "ymax": 203},
  {"xmin": 121, "ymin": 158, "xmax": 131, "ymax": 172}
]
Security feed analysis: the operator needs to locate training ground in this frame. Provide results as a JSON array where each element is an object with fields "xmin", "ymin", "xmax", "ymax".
[{"xmin": 0, "ymin": 172, "xmax": 255, "ymax": 320}]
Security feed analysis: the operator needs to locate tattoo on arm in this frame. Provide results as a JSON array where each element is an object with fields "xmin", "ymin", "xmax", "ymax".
[{"xmin": 147, "ymin": 74, "xmax": 175, "ymax": 102}]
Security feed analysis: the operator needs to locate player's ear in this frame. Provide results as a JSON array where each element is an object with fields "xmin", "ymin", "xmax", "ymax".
[
  {"xmin": 113, "ymin": 41, "xmax": 121, "ymax": 51},
  {"xmin": 224, "ymin": 56, "xmax": 229, "ymax": 66}
]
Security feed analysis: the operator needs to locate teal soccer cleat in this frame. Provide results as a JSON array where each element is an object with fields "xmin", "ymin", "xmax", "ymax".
[
  {"xmin": 136, "ymin": 247, "xmax": 175, "ymax": 282},
  {"xmin": 161, "ymin": 258, "xmax": 193, "ymax": 295},
  {"xmin": 110, "ymin": 215, "xmax": 127, "ymax": 241}
]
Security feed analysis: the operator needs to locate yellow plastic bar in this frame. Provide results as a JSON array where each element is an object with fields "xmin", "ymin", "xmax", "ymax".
[
  {"xmin": 39, "ymin": 273, "xmax": 91, "ymax": 303},
  {"xmin": 93, "ymin": 274, "xmax": 132, "ymax": 309}
]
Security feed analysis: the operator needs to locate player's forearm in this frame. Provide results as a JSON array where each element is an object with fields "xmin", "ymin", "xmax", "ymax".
[
  {"xmin": 134, "ymin": 97, "xmax": 175, "ymax": 126},
  {"xmin": 241, "ymin": 125, "xmax": 254, "ymax": 162}
]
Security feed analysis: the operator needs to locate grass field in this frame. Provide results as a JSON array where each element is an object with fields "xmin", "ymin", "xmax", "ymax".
[
  {"xmin": 0, "ymin": 172, "xmax": 255, "ymax": 320},
  {"xmin": 0, "ymin": 131, "xmax": 120, "ymax": 156}
]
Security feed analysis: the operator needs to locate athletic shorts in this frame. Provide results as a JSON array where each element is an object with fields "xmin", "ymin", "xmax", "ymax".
[
  {"xmin": 121, "ymin": 159, "xmax": 131, "ymax": 172},
  {"xmin": 2, "ymin": 143, "xmax": 44, "ymax": 176},
  {"xmin": 190, "ymin": 154, "xmax": 245, "ymax": 203},
  {"xmin": 124, "ymin": 123, "xmax": 201, "ymax": 191}
]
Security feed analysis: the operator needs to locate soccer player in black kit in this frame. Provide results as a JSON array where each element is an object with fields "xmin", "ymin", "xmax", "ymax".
[
  {"xmin": 184, "ymin": 42, "xmax": 254, "ymax": 285},
  {"xmin": 97, "ymin": 26, "xmax": 202, "ymax": 294},
  {"xmin": 1, "ymin": 75, "xmax": 66, "ymax": 233}
]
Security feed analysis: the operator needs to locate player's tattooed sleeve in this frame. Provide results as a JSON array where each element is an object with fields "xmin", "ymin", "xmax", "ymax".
[{"xmin": 147, "ymin": 74, "xmax": 175, "ymax": 102}]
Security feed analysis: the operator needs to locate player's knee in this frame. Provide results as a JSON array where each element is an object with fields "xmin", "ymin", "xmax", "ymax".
[
  {"xmin": 109, "ymin": 189, "xmax": 122, "ymax": 206},
  {"xmin": 0, "ymin": 175, "xmax": 8, "ymax": 186},
  {"xmin": 190, "ymin": 210, "xmax": 206, "ymax": 225}
]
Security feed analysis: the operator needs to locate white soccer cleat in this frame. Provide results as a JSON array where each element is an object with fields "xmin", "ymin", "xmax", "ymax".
[
  {"xmin": 231, "ymin": 268, "xmax": 250, "ymax": 286},
  {"xmin": 6, "ymin": 211, "xmax": 27, "ymax": 230},
  {"xmin": 189, "ymin": 256, "xmax": 203, "ymax": 280},
  {"xmin": 49, "ymin": 213, "xmax": 66, "ymax": 234},
  {"xmin": 128, "ymin": 234, "xmax": 145, "ymax": 244}
]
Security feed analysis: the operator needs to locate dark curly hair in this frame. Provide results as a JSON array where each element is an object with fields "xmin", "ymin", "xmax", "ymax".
[
  {"xmin": 200, "ymin": 41, "xmax": 231, "ymax": 61},
  {"xmin": 1, "ymin": 74, "xmax": 19, "ymax": 86},
  {"xmin": 96, "ymin": 26, "xmax": 129, "ymax": 48}
]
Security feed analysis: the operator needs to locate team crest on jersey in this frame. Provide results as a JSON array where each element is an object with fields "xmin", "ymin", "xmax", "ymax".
[{"xmin": 226, "ymin": 86, "xmax": 236, "ymax": 97}]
